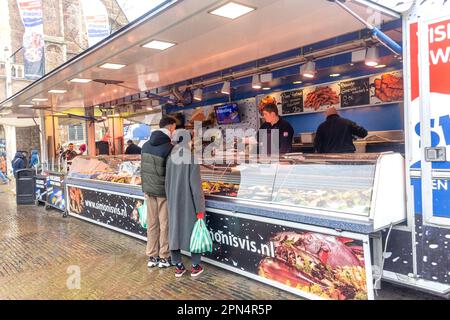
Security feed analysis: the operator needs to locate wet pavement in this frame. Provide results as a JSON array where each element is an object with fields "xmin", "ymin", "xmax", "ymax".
[{"xmin": 0, "ymin": 184, "xmax": 445, "ymax": 300}]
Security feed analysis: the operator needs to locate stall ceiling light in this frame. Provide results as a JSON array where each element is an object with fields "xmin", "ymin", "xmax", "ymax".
[
  {"xmin": 99, "ymin": 63, "xmax": 127, "ymax": 70},
  {"xmin": 262, "ymin": 87, "xmax": 271, "ymax": 91},
  {"xmin": 193, "ymin": 88, "xmax": 203, "ymax": 101},
  {"xmin": 221, "ymin": 81, "xmax": 231, "ymax": 95},
  {"xmin": 330, "ymin": 73, "xmax": 341, "ymax": 77},
  {"xmin": 209, "ymin": 2, "xmax": 255, "ymax": 20},
  {"xmin": 301, "ymin": 61, "xmax": 316, "ymax": 79},
  {"xmin": 365, "ymin": 47, "xmax": 379, "ymax": 67},
  {"xmin": 48, "ymin": 89, "xmax": 67, "ymax": 94},
  {"xmin": 32, "ymin": 98, "xmax": 48, "ymax": 102},
  {"xmin": 252, "ymin": 75, "xmax": 261, "ymax": 89},
  {"xmin": 293, "ymin": 81, "xmax": 303, "ymax": 85},
  {"xmin": 70, "ymin": 78, "xmax": 92, "ymax": 83},
  {"xmin": 375, "ymin": 64, "xmax": 387, "ymax": 69},
  {"xmin": 19, "ymin": 104, "xmax": 33, "ymax": 108},
  {"xmin": 142, "ymin": 40, "xmax": 176, "ymax": 50}
]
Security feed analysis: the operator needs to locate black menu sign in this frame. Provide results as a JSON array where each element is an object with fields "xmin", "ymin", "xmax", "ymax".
[
  {"xmin": 281, "ymin": 89, "xmax": 303, "ymax": 115},
  {"xmin": 340, "ymin": 78, "xmax": 370, "ymax": 108}
]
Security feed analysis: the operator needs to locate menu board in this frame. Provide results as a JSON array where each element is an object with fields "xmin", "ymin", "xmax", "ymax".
[
  {"xmin": 303, "ymin": 83, "xmax": 341, "ymax": 112},
  {"xmin": 340, "ymin": 78, "xmax": 370, "ymax": 108},
  {"xmin": 370, "ymin": 71, "xmax": 404, "ymax": 105},
  {"xmin": 281, "ymin": 89, "xmax": 303, "ymax": 115}
]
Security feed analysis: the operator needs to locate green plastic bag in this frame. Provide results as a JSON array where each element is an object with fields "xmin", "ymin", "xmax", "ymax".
[{"xmin": 190, "ymin": 218, "xmax": 213, "ymax": 253}]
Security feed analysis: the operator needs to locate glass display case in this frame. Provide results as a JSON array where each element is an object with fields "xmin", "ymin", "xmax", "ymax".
[
  {"xmin": 68, "ymin": 155, "xmax": 142, "ymax": 186},
  {"xmin": 201, "ymin": 153, "xmax": 406, "ymax": 229}
]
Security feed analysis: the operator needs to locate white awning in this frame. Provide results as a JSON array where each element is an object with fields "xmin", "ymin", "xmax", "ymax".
[{"xmin": 0, "ymin": 0, "xmax": 400, "ymax": 116}]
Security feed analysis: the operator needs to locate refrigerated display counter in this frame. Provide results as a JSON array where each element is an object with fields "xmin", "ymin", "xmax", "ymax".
[{"xmin": 65, "ymin": 152, "xmax": 406, "ymax": 300}]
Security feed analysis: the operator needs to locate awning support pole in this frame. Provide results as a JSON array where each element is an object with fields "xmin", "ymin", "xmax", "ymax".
[{"xmin": 330, "ymin": 0, "xmax": 403, "ymax": 55}]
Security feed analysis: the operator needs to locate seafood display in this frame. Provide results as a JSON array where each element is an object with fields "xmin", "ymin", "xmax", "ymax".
[
  {"xmin": 371, "ymin": 73, "xmax": 404, "ymax": 102},
  {"xmin": 304, "ymin": 86, "xmax": 340, "ymax": 110},
  {"xmin": 201, "ymin": 177, "xmax": 372, "ymax": 214},
  {"xmin": 258, "ymin": 231, "xmax": 367, "ymax": 300},
  {"xmin": 69, "ymin": 156, "xmax": 141, "ymax": 186}
]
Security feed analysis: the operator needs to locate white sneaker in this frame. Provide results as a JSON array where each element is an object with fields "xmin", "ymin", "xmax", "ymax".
[
  {"xmin": 147, "ymin": 257, "xmax": 159, "ymax": 268},
  {"xmin": 158, "ymin": 258, "xmax": 171, "ymax": 268}
]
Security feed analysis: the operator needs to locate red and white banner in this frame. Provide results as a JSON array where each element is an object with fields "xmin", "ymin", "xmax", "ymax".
[
  {"xmin": 80, "ymin": 0, "xmax": 110, "ymax": 47},
  {"xmin": 407, "ymin": 4, "xmax": 450, "ymax": 168},
  {"xmin": 16, "ymin": 0, "xmax": 45, "ymax": 80}
]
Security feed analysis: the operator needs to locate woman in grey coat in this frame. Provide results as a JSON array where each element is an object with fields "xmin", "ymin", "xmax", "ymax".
[{"xmin": 165, "ymin": 144, "xmax": 206, "ymax": 277}]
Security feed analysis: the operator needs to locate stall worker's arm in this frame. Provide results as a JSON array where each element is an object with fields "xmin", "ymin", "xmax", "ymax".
[
  {"xmin": 313, "ymin": 128, "xmax": 323, "ymax": 153},
  {"xmin": 350, "ymin": 121, "xmax": 368, "ymax": 139}
]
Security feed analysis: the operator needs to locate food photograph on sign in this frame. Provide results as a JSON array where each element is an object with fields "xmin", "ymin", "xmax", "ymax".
[
  {"xmin": 258, "ymin": 231, "xmax": 367, "ymax": 300},
  {"xmin": 303, "ymin": 84, "xmax": 341, "ymax": 112},
  {"xmin": 205, "ymin": 213, "xmax": 368, "ymax": 300},
  {"xmin": 370, "ymin": 71, "xmax": 404, "ymax": 104}
]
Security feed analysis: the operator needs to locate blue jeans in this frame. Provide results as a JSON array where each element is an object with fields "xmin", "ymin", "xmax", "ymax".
[{"xmin": 0, "ymin": 172, "xmax": 8, "ymax": 183}]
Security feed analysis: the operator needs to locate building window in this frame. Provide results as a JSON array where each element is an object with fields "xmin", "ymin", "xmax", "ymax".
[
  {"xmin": 68, "ymin": 124, "xmax": 84, "ymax": 141},
  {"xmin": 11, "ymin": 66, "xmax": 16, "ymax": 77},
  {"xmin": 17, "ymin": 66, "xmax": 23, "ymax": 78}
]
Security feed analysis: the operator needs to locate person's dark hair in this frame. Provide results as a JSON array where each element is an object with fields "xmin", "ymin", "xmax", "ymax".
[
  {"xmin": 262, "ymin": 103, "xmax": 279, "ymax": 116},
  {"xmin": 159, "ymin": 116, "xmax": 177, "ymax": 129},
  {"xmin": 127, "ymin": 140, "xmax": 133, "ymax": 144},
  {"xmin": 68, "ymin": 143, "xmax": 74, "ymax": 146}
]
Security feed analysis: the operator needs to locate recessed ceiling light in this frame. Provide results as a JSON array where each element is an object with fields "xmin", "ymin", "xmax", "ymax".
[
  {"xmin": 70, "ymin": 78, "xmax": 92, "ymax": 83},
  {"xmin": 330, "ymin": 73, "xmax": 341, "ymax": 77},
  {"xmin": 99, "ymin": 63, "xmax": 127, "ymax": 70},
  {"xmin": 142, "ymin": 40, "xmax": 176, "ymax": 50},
  {"xmin": 18, "ymin": 104, "xmax": 33, "ymax": 108},
  {"xmin": 210, "ymin": 2, "xmax": 255, "ymax": 20},
  {"xmin": 32, "ymin": 98, "xmax": 48, "ymax": 102},
  {"xmin": 374, "ymin": 64, "xmax": 387, "ymax": 68},
  {"xmin": 48, "ymin": 89, "xmax": 67, "ymax": 94}
]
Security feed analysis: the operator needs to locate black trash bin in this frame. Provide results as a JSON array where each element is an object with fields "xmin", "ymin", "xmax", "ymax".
[{"xmin": 16, "ymin": 169, "xmax": 36, "ymax": 205}]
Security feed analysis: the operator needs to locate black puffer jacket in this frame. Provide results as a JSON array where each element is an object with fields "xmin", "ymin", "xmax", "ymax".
[
  {"xmin": 314, "ymin": 114, "xmax": 368, "ymax": 153},
  {"xmin": 141, "ymin": 130, "xmax": 173, "ymax": 197}
]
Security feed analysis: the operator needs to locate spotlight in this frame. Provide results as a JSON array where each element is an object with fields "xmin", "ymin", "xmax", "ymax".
[
  {"xmin": 301, "ymin": 61, "xmax": 316, "ymax": 78},
  {"xmin": 221, "ymin": 81, "xmax": 231, "ymax": 95},
  {"xmin": 365, "ymin": 47, "xmax": 379, "ymax": 67}
]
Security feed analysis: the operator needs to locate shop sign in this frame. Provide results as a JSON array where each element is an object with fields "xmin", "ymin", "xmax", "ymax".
[
  {"xmin": 409, "ymin": 17, "xmax": 450, "ymax": 170},
  {"xmin": 67, "ymin": 186, "xmax": 147, "ymax": 237},
  {"xmin": 204, "ymin": 211, "xmax": 370, "ymax": 300},
  {"xmin": 35, "ymin": 175, "xmax": 47, "ymax": 202},
  {"xmin": 276, "ymin": 71, "xmax": 403, "ymax": 116},
  {"xmin": 46, "ymin": 173, "xmax": 66, "ymax": 211}
]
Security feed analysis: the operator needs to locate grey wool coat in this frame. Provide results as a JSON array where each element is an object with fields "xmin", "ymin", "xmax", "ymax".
[{"xmin": 165, "ymin": 146, "xmax": 206, "ymax": 252}]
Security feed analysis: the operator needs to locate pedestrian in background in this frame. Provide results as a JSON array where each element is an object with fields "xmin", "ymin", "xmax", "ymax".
[{"xmin": 12, "ymin": 152, "xmax": 25, "ymax": 178}]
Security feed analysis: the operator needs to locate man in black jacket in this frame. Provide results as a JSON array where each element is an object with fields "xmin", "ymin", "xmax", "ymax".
[
  {"xmin": 125, "ymin": 140, "xmax": 142, "ymax": 155},
  {"xmin": 314, "ymin": 107, "xmax": 368, "ymax": 153},
  {"xmin": 141, "ymin": 117, "xmax": 177, "ymax": 268}
]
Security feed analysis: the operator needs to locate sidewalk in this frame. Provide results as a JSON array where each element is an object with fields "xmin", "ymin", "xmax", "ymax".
[{"xmin": 0, "ymin": 184, "xmax": 443, "ymax": 300}]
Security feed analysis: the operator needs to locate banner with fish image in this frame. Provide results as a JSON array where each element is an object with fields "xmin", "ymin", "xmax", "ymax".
[
  {"xmin": 16, "ymin": 0, "xmax": 45, "ymax": 80},
  {"xmin": 204, "ymin": 211, "xmax": 371, "ymax": 300},
  {"xmin": 67, "ymin": 185, "xmax": 147, "ymax": 237}
]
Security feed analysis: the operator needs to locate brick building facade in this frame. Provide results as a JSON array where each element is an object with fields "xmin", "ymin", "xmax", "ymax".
[{"xmin": 0, "ymin": 0, "xmax": 128, "ymax": 156}]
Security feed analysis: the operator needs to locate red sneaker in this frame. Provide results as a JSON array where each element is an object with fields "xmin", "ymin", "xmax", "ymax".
[
  {"xmin": 175, "ymin": 264, "xmax": 186, "ymax": 278},
  {"xmin": 191, "ymin": 264, "xmax": 204, "ymax": 277}
]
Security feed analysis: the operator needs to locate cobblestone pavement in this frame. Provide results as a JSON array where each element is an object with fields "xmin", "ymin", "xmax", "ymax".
[{"xmin": 0, "ymin": 184, "xmax": 444, "ymax": 300}]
